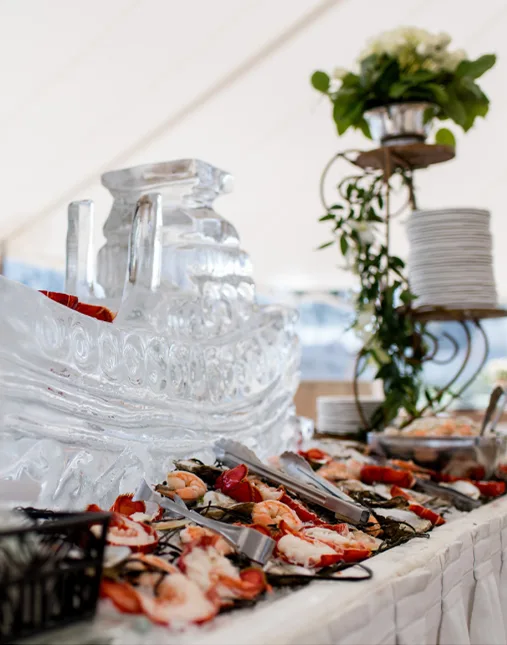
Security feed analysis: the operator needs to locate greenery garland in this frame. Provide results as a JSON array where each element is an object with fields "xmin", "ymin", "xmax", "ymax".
[{"xmin": 318, "ymin": 165, "xmax": 434, "ymax": 428}]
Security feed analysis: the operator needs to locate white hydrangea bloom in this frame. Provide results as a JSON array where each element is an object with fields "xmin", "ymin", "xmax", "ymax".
[
  {"xmin": 354, "ymin": 303, "xmax": 376, "ymax": 343},
  {"xmin": 441, "ymin": 48, "xmax": 466, "ymax": 72},
  {"xmin": 358, "ymin": 27, "xmax": 462, "ymax": 72},
  {"xmin": 484, "ymin": 358, "xmax": 507, "ymax": 382},
  {"xmin": 349, "ymin": 220, "xmax": 377, "ymax": 246},
  {"xmin": 369, "ymin": 339, "xmax": 390, "ymax": 365},
  {"xmin": 436, "ymin": 32, "xmax": 452, "ymax": 48},
  {"xmin": 332, "ymin": 66, "xmax": 349, "ymax": 80}
]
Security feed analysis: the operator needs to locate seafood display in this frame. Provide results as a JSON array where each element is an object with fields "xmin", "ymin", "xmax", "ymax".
[
  {"xmin": 73, "ymin": 441, "xmax": 505, "ymax": 631},
  {"xmin": 384, "ymin": 416, "xmax": 479, "ymax": 437},
  {"xmin": 370, "ymin": 411, "xmax": 507, "ymax": 478}
]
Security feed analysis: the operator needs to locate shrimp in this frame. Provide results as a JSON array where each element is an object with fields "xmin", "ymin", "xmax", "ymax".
[
  {"xmin": 101, "ymin": 563, "xmax": 218, "ymax": 626},
  {"xmin": 249, "ymin": 478, "xmax": 284, "ymax": 501},
  {"xmin": 129, "ymin": 553, "xmax": 178, "ymax": 574},
  {"xmin": 134, "ymin": 572, "xmax": 218, "ymax": 625},
  {"xmin": 156, "ymin": 471, "xmax": 207, "ymax": 502},
  {"xmin": 317, "ymin": 458, "xmax": 363, "ymax": 482},
  {"xmin": 251, "ymin": 500, "xmax": 303, "ymax": 531},
  {"xmin": 138, "ymin": 573, "xmax": 219, "ymax": 625},
  {"xmin": 180, "ymin": 525, "xmax": 234, "ymax": 556},
  {"xmin": 123, "ymin": 554, "xmax": 179, "ymax": 590},
  {"xmin": 390, "ymin": 459, "xmax": 434, "ymax": 476},
  {"xmin": 179, "ymin": 544, "xmax": 268, "ymax": 602},
  {"xmin": 302, "ymin": 526, "xmax": 381, "ymax": 553},
  {"xmin": 276, "ymin": 533, "xmax": 343, "ymax": 568}
]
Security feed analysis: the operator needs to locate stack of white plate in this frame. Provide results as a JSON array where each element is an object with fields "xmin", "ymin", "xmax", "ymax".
[
  {"xmin": 316, "ymin": 396, "xmax": 383, "ymax": 435},
  {"xmin": 407, "ymin": 208, "xmax": 497, "ymax": 309}
]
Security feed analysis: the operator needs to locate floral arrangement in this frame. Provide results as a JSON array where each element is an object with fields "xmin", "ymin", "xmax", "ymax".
[
  {"xmin": 311, "ymin": 27, "xmax": 496, "ymax": 145},
  {"xmin": 314, "ymin": 27, "xmax": 497, "ymax": 427}
]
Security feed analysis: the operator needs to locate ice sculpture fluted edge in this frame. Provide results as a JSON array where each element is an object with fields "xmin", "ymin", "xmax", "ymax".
[{"xmin": 0, "ymin": 160, "xmax": 301, "ymax": 509}]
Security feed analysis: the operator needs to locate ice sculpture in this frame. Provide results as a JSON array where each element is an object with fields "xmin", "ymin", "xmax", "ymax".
[{"xmin": 0, "ymin": 160, "xmax": 300, "ymax": 508}]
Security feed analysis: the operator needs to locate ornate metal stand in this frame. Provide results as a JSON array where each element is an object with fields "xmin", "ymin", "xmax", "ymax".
[{"xmin": 321, "ymin": 143, "xmax": 507, "ymax": 429}]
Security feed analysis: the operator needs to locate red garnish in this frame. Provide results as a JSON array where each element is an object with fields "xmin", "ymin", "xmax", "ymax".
[
  {"xmin": 280, "ymin": 493, "xmax": 323, "ymax": 525},
  {"xmin": 218, "ymin": 568, "xmax": 270, "ymax": 600},
  {"xmin": 390, "ymin": 485, "xmax": 445, "ymax": 525},
  {"xmin": 471, "ymin": 480, "xmax": 505, "ymax": 497},
  {"xmin": 215, "ymin": 464, "xmax": 263, "ymax": 503},
  {"xmin": 40, "ymin": 290, "xmax": 115, "ymax": 322},
  {"xmin": 110, "ymin": 493, "xmax": 146, "ymax": 516},
  {"xmin": 434, "ymin": 475, "xmax": 505, "ymax": 498},
  {"xmin": 340, "ymin": 548, "xmax": 371, "ymax": 562},
  {"xmin": 100, "ymin": 579, "xmax": 142, "ymax": 614},
  {"xmin": 408, "ymin": 503, "xmax": 445, "ymax": 526},
  {"xmin": 360, "ymin": 465, "xmax": 415, "ymax": 488},
  {"xmin": 298, "ymin": 448, "xmax": 332, "ymax": 465}
]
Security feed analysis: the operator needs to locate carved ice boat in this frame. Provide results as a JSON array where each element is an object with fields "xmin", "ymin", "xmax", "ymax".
[{"xmin": 0, "ymin": 160, "xmax": 300, "ymax": 507}]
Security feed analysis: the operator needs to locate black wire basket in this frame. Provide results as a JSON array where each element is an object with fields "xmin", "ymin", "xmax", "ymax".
[{"xmin": 0, "ymin": 508, "xmax": 111, "ymax": 644}]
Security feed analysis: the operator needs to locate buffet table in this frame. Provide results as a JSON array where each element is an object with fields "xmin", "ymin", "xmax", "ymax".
[{"xmin": 63, "ymin": 493, "xmax": 507, "ymax": 645}]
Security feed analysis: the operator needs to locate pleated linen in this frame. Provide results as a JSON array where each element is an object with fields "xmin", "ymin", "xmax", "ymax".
[{"xmin": 469, "ymin": 518, "xmax": 505, "ymax": 645}]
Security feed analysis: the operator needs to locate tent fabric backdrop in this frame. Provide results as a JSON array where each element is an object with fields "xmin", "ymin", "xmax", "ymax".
[{"xmin": 1, "ymin": 0, "xmax": 506, "ymax": 294}]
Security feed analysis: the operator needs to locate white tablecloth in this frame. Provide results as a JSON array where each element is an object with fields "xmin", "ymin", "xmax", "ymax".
[{"xmin": 87, "ymin": 496, "xmax": 507, "ymax": 645}]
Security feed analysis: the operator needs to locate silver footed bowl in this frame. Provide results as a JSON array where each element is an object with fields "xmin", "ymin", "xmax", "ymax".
[
  {"xmin": 364, "ymin": 102, "xmax": 436, "ymax": 146},
  {"xmin": 368, "ymin": 432, "xmax": 507, "ymax": 479}
]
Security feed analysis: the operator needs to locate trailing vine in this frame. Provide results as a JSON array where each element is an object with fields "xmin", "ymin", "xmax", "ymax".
[{"xmin": 318, "ymin": 163, "xmax": 431, "ymax": 428}]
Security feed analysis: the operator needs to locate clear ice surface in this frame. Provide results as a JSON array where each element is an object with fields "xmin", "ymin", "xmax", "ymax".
[{"xmin": 0, "ymin": 160, "xmax": 300, "ymax": 508}]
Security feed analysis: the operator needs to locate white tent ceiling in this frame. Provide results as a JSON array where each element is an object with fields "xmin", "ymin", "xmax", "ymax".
[{"xmin": 1, "ymin": 0, "xmax": 506, "ymax": 294}]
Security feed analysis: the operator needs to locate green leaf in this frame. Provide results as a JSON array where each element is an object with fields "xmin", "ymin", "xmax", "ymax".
[
  {"xmin": 461, "ymin": 93, "xmax": 490, "ymax": 131},
  {"xmin": 456, "ymin": 54, "xmax": 496, "ymax": 80},
  {"xmin": 435, "ymin": 127, "xmax": 456, "ymax": 147},
  {"xmin": 375, "ymin": 58, "xmax": 401, "ymax": 96},
  {"xmin": 357, "ymin": 117, "xmax": 372, "ymax": 138},
  {"xmin": 341, "ymin": 72, "xmax": 361, "ymax": 88},
  {"xmin": 399, "ymin": 290, "xmax": 414, "ymax": 305},
  {"xmin": 317, "ymin": 241, "xmax": 334, "ymax": 250},
  {"xmin": 360, "ymin": 54, "xmax": 380, "ymax": 79},
  {"xmin": 332, "ymin": 88, "xmax": 360, "ymax": 119},
  {"xmin": 340, "ymin": 235, "xmax": 349, "ymax": 255},
  {"xmin": 319, "ymin": 213, "xmax": 335, "ymax": 222},
  {"xmin": 425, "ymin": 83, "xmax": 448, "ymax": 105},
  {"xmin": 388, "ymin": 82, "xmax": 410, "ymax": 99},
  {"xmin": 336, "ymin": 100, "xmax": 365, "ymax": 135},
  {"xmin": 402, "ymin": 69, "xmax": 437, "ymax": 83},
  {"xmin": 443, "ymin": 87, "xmax": 466, "ymax": 126},
  {"xmin": 459, "ymin": 76, "xmax": 484, "ymax": 99},
  {"xmin": 311, "ymin": 71, "xmax": 330, "ymax": 93}
]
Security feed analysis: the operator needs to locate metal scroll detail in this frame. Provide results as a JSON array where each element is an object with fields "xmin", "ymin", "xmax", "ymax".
[
  {"xmin": 324, "ymin": 144, "xmax": 501, "ymax": 431},
  {"xmin": 353, "ymin": 317, "xmax": 492, "ymax": 430}
]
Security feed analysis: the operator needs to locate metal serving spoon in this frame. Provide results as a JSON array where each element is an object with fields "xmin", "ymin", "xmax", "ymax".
[{"xmin": 481, "ymin": 386, "xmax": 505, "ymax": 436}]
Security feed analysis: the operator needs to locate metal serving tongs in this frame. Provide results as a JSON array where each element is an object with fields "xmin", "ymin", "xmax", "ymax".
[
  {"xmin": 214, "ymin": 439, "xmax": 370, "ymax": 525},
  {"xmin": 279, "ymin": 451, "xmax": 359, "ymax": 505},
  {"xmin": 412, "ymin": 477, "xmax": 481, "ymax": 512},
  {"xmin": 133, "ymin": 479, "xmax": 275, "ymax": 565}
]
